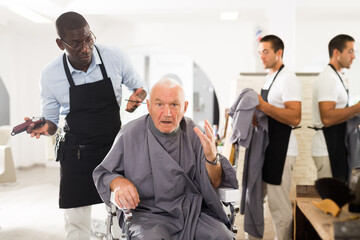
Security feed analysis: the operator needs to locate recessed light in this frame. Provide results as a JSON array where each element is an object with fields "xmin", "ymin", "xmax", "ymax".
[{"xmin": 9, "ymin": 5, "xmax": 52, "ymax": 24}]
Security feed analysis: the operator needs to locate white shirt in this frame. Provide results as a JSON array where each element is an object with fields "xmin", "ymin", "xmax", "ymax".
[
  {"xmin": 262, "ymin": 66, "xmax": 302, "ymax": 156},
  {"xmin": 311, "ymin": 64, "xmax": 349, "ymax": 156}
]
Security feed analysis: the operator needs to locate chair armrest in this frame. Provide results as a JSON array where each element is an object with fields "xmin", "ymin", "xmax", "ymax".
[
  {"xmin": 110, "ymin": 191, "xmax": 124, "ymax": 210},
  {"xmin": 217, "ymin": 188, "xmax": 240, "ymax": 203},
  {"xmin": 110, "ymin": 191, "xmax": 132, "ymax": 220}
]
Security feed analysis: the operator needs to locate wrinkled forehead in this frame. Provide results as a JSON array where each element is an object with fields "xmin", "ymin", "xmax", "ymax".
[{"xmin": 150, "ymin": 85, "xmax": 185, "ymax": 103}]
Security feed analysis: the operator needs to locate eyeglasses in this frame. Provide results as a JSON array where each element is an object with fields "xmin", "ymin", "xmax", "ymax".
[
  {"xmin": 258, "ymin": 49, "xmax": 270, "ymax": 56},
  {"xmin": 348, "ymin": 49, "xmax": 356, "ymax": 55},
  {"xmin": 60, "ymin": 31, "xmax": 96, "ymax": 51}
]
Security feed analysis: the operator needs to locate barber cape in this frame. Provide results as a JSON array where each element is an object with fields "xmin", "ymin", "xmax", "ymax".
[
  {"xmin": 346, "ymin": 114, "xmax": 360, "ymax": 170},
  {"xmin": 93, "ymin": 114, "xmax": 238, "ymax": 240},
  {"xmin": 229, "ymin": 88, "xmax": 269, "ymax": 238}
]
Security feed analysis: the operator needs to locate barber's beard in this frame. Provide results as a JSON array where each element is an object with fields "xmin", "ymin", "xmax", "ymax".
[{"xmin": 339, "ymin": 59, "xmax": 352, "ymax": 69}]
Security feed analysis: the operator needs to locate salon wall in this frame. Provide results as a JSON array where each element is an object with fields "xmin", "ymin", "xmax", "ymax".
[
  {"xmin": 296, "ymin": 19, "xmax": 360, "ymax": 101},
  {"xmin": 0, "ymin": 18, "xmax": 255, "ymax": 167},
  {"xmin": 0, "ymin": 23, "xmax": 58, "ymax": 167},
  {"xmin": 1, "ymin": 16, "xmax": 360, "ymax": 167}
]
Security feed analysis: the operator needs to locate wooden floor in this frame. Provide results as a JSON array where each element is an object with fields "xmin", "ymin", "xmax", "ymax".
[{"xmin": 0, "ymin": 165, "xmax": 275, "ymax": 240}]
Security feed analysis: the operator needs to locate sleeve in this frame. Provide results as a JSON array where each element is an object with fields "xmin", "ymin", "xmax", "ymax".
[
  {"xmin": 116, "ymin": 48, "xmax": 146, "ymax": 92},
  {"xmin": 282, "ymin": 73, "xmax": 302, "ymax": 103},
  {"xmin": 93, "ymin": 132, "xmax": 126, "ymax": 205},
  {"xmin": 40, "ymin": 71, "xmax": 61, "ymax": 125},
  {"xmin": 218, "ymin": 154, "xmax": 239, "ymax": 189},
  {"xmin": 191, "ymin": 119, "xmax": 239, "ymax": 189},
  {"xmin": 317, "ymin": 72, "xmax": 338, "ymax": 102}
]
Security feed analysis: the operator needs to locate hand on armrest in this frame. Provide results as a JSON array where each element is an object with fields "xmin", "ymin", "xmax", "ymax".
[{"xmin": 110, "ymin": 176, "xmax": 140, "ymax": 210}]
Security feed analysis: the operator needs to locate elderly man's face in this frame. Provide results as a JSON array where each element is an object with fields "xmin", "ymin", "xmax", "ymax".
[{"xmin": 147, "ymin": 85, "xmax": 188, "ymax": 133}]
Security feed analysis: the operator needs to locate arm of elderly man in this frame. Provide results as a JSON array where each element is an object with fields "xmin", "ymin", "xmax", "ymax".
[{"xmin": 93, "ymin": 116, "xmax": 237, "ymax": 210}]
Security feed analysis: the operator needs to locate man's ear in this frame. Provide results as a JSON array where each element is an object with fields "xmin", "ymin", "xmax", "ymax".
[
  {"xmin": 183, "ymin": 101, "xmax": 189, "ymax": 113},
  {"xmin": 333, "ymin": 49, "xmax": 340, "ymax": 58},
  {"xmin": 56, "ymin": 38, "xmax": 65, "ymax": 50},
  {"xmin": 276, "ymin": 49, "xmax": 283, "ymax": 60},
  {"xmin": 146, "ymin": 99, "xmax": 150, "ymax": 112}
]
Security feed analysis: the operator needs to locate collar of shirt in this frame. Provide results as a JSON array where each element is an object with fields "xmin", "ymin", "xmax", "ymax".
[
  {"xmin": 65, "ymin": 46, "xmax": 102, "ymax": 74},
  {"xmin": 148, "ymin": 116, "xmax": 182, "ymax": 138},
  {"xmin": 263, "ymin": 69, "xmax": 279, "ymax": 90}
]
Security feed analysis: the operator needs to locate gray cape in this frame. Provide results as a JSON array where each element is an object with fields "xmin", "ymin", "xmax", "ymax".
[
  {"xmin": 346, "ymin": 114, "xmax": 360, "ymax": 170},
  {"xmin": 229, "ymin": 88, "xmax": 268, "ymax": 238},
  {"xmin": 93, "ymin": 115, "xmax": 238, "ymax": 239}
]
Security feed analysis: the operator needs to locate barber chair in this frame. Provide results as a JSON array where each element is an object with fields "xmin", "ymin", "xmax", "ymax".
[{"xmin": 97, "ymin": 188, "xmax": 240, "ymax": 240}]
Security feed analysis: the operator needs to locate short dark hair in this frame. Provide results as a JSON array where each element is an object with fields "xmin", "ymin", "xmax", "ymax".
[
  {"xmin": 328, "ymin": 34, "xmax": 355, "ymax": 58},
  {"xmin": 260, "ymin": 35, "xmax": 284, "ymax": 57},
  {"xmin": 56, "ymin": 12, "xmax": 89, "ymax": 39}
]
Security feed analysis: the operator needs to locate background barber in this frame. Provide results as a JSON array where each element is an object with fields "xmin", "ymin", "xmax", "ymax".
[
  {"xmin": 255, "ymin": 35, "xmax": 302, "ymax": 240},
  {"xmin": 311, "ymin": 34, "xmax": 360, "ymax": 182}
]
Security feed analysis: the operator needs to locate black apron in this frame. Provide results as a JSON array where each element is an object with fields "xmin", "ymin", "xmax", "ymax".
[
  {"xmin": 322, "ymin": 64, "xmax": 349, "ymax": 182},
  {"xmin": 59, "ymin": 46, "xmax": 121, "ymax": 208},
  {"xmin": 261, "ymin": 65, "xmax": 292, "ymax": 185}
]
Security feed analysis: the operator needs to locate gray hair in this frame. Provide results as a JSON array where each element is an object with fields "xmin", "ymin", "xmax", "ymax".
[{"xmin": 149, "ymin": 78, "xmax": 185, "ymax": 102}]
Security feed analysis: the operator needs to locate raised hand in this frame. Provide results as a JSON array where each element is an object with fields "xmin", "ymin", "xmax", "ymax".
[
  {"xmin": 125, "ymin": 87, "xmax": 147, "ymax": 112},
  {"xmin": 193, "ymin": 120, "xmax": 217, "ymax": 163}
]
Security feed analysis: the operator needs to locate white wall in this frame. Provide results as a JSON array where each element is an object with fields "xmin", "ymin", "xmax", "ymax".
[
  {"xmin": 0, "ymin": 23, "xmax": 58, "ymax": 167},
  {"xmin": 1, "ymin": 15, "xmax": 360, "ymax": 167},
  {"xmin": 0, "ymin": 18, "xmax": 255, "ymax": 167},
  {"xmin": 97, "ymin": 20, "xmax": 255, "ymax": 118},
  {"xmin": 295, "ymin": 19, "xmax": 360, "ymax": 99}
]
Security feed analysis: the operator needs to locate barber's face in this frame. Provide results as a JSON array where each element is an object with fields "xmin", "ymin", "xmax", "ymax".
[
  {"xmin": 58, "ymin": 26, "xmax": 94, "ymax": 72},
  {"xmin": 258, "ymin": 42, "xmax": 280, "ymax": 70},
  {"xmin": 147, "ymin": 85, "xmax": 188, "ymax": 133},
  {"xmin": 338, "ymin": 41, "xmax": 355, "ymax": 69}
]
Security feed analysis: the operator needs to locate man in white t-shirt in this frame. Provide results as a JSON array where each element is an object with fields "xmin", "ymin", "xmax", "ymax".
[
  {"xmin": 311, "ymin": 34, "xmax": 360, "ymax": 182},
  {"xmin": 254, "ymin": 35, "xmax": 302, "ymax": 240}
]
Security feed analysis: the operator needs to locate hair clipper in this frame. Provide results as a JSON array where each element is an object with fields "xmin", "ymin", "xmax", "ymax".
[{"xmin": 11, "ymin": 117, "xmax": 46, "ymax": 136}]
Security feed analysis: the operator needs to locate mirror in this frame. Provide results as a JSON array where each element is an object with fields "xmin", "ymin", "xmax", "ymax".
[{"xmin": 121, "ymin": 45, "xmax": 220, "ymax": 130}]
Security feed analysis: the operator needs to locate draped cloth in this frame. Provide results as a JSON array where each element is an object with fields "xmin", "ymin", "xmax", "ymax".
[
  {"xmin": 229, "ymin": 88, "xmax": 269, "ymax": 238},
  {"xmin": 346, "ymin": 114, "xmax": 360, "ymax": 170},
  {"xmin": 93, "ymin": 114, "xmax": 238, "ymax": 240}
]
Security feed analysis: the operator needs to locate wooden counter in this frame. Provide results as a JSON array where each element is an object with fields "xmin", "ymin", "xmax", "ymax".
[{"xmin": 295, "ymin": 197, "xmax": 360, "ymax": 240}]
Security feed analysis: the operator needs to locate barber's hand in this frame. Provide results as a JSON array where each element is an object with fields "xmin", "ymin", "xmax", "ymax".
[
  {"xmin": 256, "ymin": 94, "xmax": 266, "ymax": 112},
  {"xmin": 24, "ymin": 117, "xmax": 50, "ymax": 139},
  {"xmin": 252, "ymin": 114, "xmax": 259, "ymax": 127},
  {"xmin": 125, "ymin": 87, "xmax": 147, "ymax": 113},
  {"xmin": 193, "ymin": 120, "xmax": 217, "ymax": 163},
  {"xmin": 111, "ymin": 177, "xmax": 140, "ymax": 210}
]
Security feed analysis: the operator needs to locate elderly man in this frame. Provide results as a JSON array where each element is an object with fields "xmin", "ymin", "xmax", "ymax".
[{"xmin": 93, "ymin": 78, "xmax": 238, "ymax": 240}]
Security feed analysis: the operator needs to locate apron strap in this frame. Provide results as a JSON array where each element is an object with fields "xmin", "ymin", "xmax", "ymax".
[
  {"xmin": 62, "ymin": 45, "xmax": 109, "ymax": 87},
  {"xmin": 328, "ymin": 63, "xmax": 349, "ymax": 107},
  {"xmin": 94, "ymin": 45, "xmax": 109, "ymax": 79},
  {"xmin": 63, "ymin": 54, "xmax": 75, "ymax": 87},
  {"xmin": 261, "ymin": 64, "xmax": 284, "ymax": 102},
  {"xmin": 266, "ymin": 64, "xmax": 284, "ymax": 94}
]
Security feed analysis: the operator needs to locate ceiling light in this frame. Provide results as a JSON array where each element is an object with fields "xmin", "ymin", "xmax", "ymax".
[
  {"xmin": 9, "ymin": 5, "xmax": 52, "ymax": 24},
  {"xmin": 219, "ymin": 11, "xmax": 238, "ymax": 21}
]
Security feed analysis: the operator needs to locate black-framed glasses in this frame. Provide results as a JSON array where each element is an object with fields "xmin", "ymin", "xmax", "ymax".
[{"xmin": 61, "ymin": 31, "xmax": 96, "ymax": 51}]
